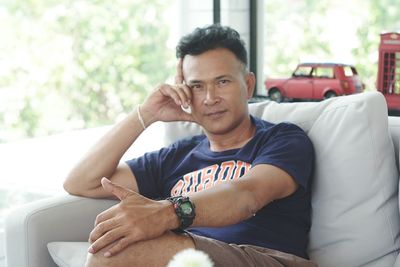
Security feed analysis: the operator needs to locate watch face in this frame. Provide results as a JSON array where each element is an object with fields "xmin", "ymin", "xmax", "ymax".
[{"xmin": 181, "ymin": 202, "xmax": 193, "ymax": 215}]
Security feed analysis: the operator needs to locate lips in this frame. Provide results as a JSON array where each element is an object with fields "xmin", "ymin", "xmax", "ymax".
[{"xmin": 205, "ymin": 110, "xmax": 227, "ymax": 117}]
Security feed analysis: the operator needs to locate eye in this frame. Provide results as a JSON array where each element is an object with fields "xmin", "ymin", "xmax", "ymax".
[
  {"xmin": 190, "ymin": 84, "xmax": 203, "ymax": 90},
  {"xmin": 218, "ymin": 79, "xmax": 230, "ymax": 86}
]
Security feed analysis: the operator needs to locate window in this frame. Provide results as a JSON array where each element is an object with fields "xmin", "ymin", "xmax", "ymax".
[
  {"xmin": 293, "ymin": 66, "xmax": 312, "ymax": 77},
  {"xmin": 262, "ymin": 0, "xmax": 400, "ymax": 95},
  {"xmin": 0, "ymin": 0, "xmax": 214, "ymax": 233},
  {"xmin": 313, "ymin": 67, "xmax": 334, "ymax": 79},
  {"xmin": 343, "ymin": 66, "xmax": 355, "ymax": 77},
  {"xmin": 0, "ymin": 0, "xmax": 177, "ymax": 143}
]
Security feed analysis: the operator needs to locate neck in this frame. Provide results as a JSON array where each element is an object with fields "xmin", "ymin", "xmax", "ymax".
[{"xmin": 206, "ymin": 116, "xmax": 255, "ymax": 152}]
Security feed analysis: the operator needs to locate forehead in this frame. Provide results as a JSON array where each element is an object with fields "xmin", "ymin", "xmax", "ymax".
[{"xmin": 182, "ymin": 48, "xmax": 243, "ymax": 82}]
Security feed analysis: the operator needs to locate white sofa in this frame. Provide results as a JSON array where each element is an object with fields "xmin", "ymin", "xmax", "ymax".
[{"xmin": 5, "ymin": 91, "xmax": 400, "ymax": 267}]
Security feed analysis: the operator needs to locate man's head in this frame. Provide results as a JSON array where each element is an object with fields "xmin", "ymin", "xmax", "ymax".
[
  {"xmin": 176, "ymin": 24, "xmax": 247, "ymax": 70},
  {"xmin": 175, "ymin": 25, "xmax": 255, "ymax": 140}
]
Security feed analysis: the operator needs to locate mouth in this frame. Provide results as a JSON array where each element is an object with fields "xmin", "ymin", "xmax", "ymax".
[{"xmin": 205, "ymin": 110, "xmax": 227, "ymax": 117}]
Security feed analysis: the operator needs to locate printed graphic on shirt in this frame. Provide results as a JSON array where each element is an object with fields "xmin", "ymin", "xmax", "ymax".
[{"xmin": 170, "ymin": 160, "xmax": 251, "ymax": 196}]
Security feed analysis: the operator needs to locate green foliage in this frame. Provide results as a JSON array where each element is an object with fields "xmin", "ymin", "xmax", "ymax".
[
  {"xmin": 5, "ymin": 0, "xmax": 400, "ymax": 142},
  {"xmin": 0, "ymin": 0, "xmax": 174, "ymax": 142},
  {"xmin": 264, "ymin": 0, "xmax": 332, "ymax": 77}
]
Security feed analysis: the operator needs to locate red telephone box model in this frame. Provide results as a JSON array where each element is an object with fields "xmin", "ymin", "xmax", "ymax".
[{"xmin": 377, "ymin": 32, "xmax": 400, "ymax": 110}]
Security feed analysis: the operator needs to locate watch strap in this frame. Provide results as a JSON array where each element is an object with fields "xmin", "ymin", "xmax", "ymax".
[{"xmin": 167, "ymin": 196, "xmax": 196, "ymax": 231}]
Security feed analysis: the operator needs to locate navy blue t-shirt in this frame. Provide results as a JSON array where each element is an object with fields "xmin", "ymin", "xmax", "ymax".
[{"xmin": 126, "ymin": 116, "xmax": 314, "ymax": 259}]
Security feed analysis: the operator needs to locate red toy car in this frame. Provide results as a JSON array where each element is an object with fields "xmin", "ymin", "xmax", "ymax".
[{"xmin": 265, "ymin": 63, "xmax": 364, "ymax": 102}]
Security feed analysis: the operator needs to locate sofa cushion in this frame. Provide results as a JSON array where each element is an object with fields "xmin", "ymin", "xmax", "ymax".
[
  {"xmin": 47, "ymin": 242, "xmax": 89, "ymax": 267},
  {"xmin": 48, "ymin": 92, "xmax": 400, "ymax": 267},
  {"xmin": 164, "ymin": 91, "xmax": 400, "ymax": 266}
]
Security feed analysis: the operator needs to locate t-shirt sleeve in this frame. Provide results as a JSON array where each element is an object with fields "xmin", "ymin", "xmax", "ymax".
[{"xmin": 252, "ymin": 123, "xmax": 314, "ymax": 189}]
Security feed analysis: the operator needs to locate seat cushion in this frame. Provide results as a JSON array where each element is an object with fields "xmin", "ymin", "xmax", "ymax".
[
  {"xmin": 48, "ymin": 92, "xmax": 400, "ymax": 267},
  {"xmin": 164, "ymin": 91, "xmax": 400, "ymax": 266},
  {"xmin": 47, "ymin": 242, "xmax": 89, "ymax": 267}
]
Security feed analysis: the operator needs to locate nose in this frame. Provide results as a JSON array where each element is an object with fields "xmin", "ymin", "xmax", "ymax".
[{"xmin": 204, "ymin": 86, "xmax": 220, "ymax": 106}]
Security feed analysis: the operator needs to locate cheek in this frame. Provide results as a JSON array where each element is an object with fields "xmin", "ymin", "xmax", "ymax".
[
  {"xmin": 190, "ymin": 91, "xmax": 205, "ymax": 105},
  {"xmin": 239, "ymin": 83, "xmax": 251, "ymax": 97},
  {"xmin": 223, "ymin": 88, "xmax": 246, "ymax": 103}
]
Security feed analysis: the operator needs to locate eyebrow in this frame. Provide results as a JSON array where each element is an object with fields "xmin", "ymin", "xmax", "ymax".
[{"xmin": 187, "ymin": 75, "xmax": 233, "ymax": 84}]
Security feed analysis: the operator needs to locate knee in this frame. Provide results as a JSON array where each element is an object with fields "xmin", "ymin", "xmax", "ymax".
[
  {"xmin": 85, "ymin": 252, "xmax": 122, "ymax": 267},
  {"xmin": 85, "ymin": 252, "xmax": 103, "ymax": 267}
]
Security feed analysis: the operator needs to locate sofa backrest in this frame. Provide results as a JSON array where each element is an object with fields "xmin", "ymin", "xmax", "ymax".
[
  {"xmin": 389, "ymin": 116, "xmax": 400, "ymax": 171},
  {"xmin": 163, "ymin": 92, "xmax": 400, "ymax": 267}
]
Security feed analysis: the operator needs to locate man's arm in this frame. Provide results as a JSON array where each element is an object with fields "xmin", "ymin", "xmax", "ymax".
[
  {"xmin": 63, "ymin": 110, "xmax": 144, "ymax": 198},
  {"xmin": 64, "ymin": 60, "xmax": 194, "ymax": 199},
  {"xmin": 190, "ymin": 164, "xmax": 298, "ymax": 227},
  {"xmin": 87, "ymin": 164, "xmax": 297, "ymax": 256}
]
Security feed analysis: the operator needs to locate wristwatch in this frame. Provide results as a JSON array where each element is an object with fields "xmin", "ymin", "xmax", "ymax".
[{"xmin": 167, "ymin": 196, "xmax": 196, "ymax": 231}]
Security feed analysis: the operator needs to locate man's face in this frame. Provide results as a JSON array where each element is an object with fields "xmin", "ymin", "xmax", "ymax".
[{"xmin": 182, "ymin": 48, "xmax": 255, "ymax": 135}]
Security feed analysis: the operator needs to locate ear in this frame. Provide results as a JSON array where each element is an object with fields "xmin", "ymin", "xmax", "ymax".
[{"xmin": 245, "ymin": 72, "xmax": 256, "ymax": 99}]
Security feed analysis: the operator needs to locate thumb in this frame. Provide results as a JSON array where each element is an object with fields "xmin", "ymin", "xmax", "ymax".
[{"xmin": 101, "ymin": 177, "xmax": 133, "ymax": 200}]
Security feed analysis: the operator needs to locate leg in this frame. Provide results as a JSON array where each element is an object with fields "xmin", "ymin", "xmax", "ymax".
[
  {"xmin": 85, "ymin": 231, "xmax": 194, "ymax": 267},
  {"xmin": 190, "ymin": 234, "xmax": 318, "ymax": 267}
]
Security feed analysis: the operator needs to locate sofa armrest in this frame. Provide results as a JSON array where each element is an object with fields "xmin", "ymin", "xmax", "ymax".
[
  {"xmin": 389, "ymin": 116, "xmax": 400, "ymax": 169},
  {"xmin": 5, "ymin": 194, "xmax": 117, "ymax": 267},
  {"xmin": 395, "ymin": 253, "xmax": 400, "ymax": 267}
]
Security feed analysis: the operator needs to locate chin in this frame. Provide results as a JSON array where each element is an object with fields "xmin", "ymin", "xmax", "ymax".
[{"xmin": 203, "ymin": 121, "xmax": 235, "ymax": 135}]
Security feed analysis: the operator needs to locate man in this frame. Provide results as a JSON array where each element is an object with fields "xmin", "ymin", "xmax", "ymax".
[{"xmin": 64, "ymin": 24, "xmax": 316, "ymax": 267}]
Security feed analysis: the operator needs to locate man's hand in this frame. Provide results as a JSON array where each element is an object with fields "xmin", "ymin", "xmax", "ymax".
[
  {"xmin": 88, "ymin": 178, "xmax": 176, "ymax": 257},
  {"xmin": 140, "ymin": 59, "xmax": 196, "ymax": 125}
]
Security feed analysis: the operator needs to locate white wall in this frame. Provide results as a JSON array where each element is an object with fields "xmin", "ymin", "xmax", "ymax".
[
  {"xmin": 177, "ymin": 0, "xmax": 265, "ymax": 95},
  {"xmin": 177, "ymin": 0, "xmax": 250, "ymax": 51},
  {"xmin": 178, "ymin": 0, "xmax": 213, "ymax": 36},
  {"xmin": 221, "ymin": 0, "xmax": 250, "ymax": 52}
]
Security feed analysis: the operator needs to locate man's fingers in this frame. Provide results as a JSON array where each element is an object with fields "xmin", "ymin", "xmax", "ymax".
[
  {"xmin": 94, "ymin": 206, "xmax": 116, "ymax": 227},
  {"xmin": 88, "ymin": 228, "xmax": 122, "ymax": 254},
  {"xmin": 89, "ymin": 218, "xmax": 117, "ymax": 244},
  {"xmin": 103, "ymin": 237, "xmax": 132, "ymax": 257},
  {"xmin": 159, "ymin": 84, "xmax": 191, "ymax": 108},
  {"xmin": 175, "ymin": 58, "xmax": 184, "ymax": 84},
  {"xmin": 159, "ymin": 85, "xmax": 182, "ymax": 106},
  {"xmin": 101, "ymin": 177, "xmax": 133, "ymax": 201},
  {"xmin": 172, "ymin": 85, "xmax": 192, "ymax": 108},
  {"xmin": 151, "ymin": 83, "xmax": 195, "ymax": 122},
  {"xmin": 181, "ymin": 84, "xmax": 192, "ymax": 106}
]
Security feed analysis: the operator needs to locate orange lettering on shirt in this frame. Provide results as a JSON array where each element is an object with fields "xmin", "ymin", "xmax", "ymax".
[
  {"xmin": 196, "ymin": 164, "xmax": 218, "ymax": 192},
  {"xmin": 184, "ymin": 170, "xmax": 200, "ymax": 195},
  {"xmin": 232, "ymin": 161, "xmax": 252, "ymax": 180},
  {"xmin": 170, "ymin": 179, "xmax": 184, "ymax": 197},
  {"xmin": 170, "ymin": 161, "xmax": 252, "ymax": 196},
  {"xmin": 215, "ymin": 160, "xmax": 236, "ymax": 185}
]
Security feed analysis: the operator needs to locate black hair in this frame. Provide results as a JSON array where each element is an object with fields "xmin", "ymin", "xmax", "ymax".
[{"xmin": 176, "ymin": 24, "xmax": 248, "ymax": 67}]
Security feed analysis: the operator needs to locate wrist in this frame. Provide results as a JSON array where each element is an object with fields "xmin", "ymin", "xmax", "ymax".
[
  {"xmin": 133, "ymin": 104, "xmax": 156, "ymax": 130},
  {"xmin": 138, "ymin": 104, "xmax": 157, "ymax": 126},
  {"xmin": 160, "ymin": 200, "xmax": 180, "ymax": 230},
  {"xmin": 136, "ymin": 105, "xmax": 146, "ymax": 130}
]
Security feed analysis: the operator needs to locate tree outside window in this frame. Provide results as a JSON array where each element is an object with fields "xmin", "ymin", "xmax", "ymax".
[{"xmin": 0, "ymin": 0, "xmax": 174, "ymax": 143}]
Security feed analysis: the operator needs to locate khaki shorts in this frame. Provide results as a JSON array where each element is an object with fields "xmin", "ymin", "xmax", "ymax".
[{"xmin": 187, "ymin": 233, "xmax": 318, "ymax": 267}]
